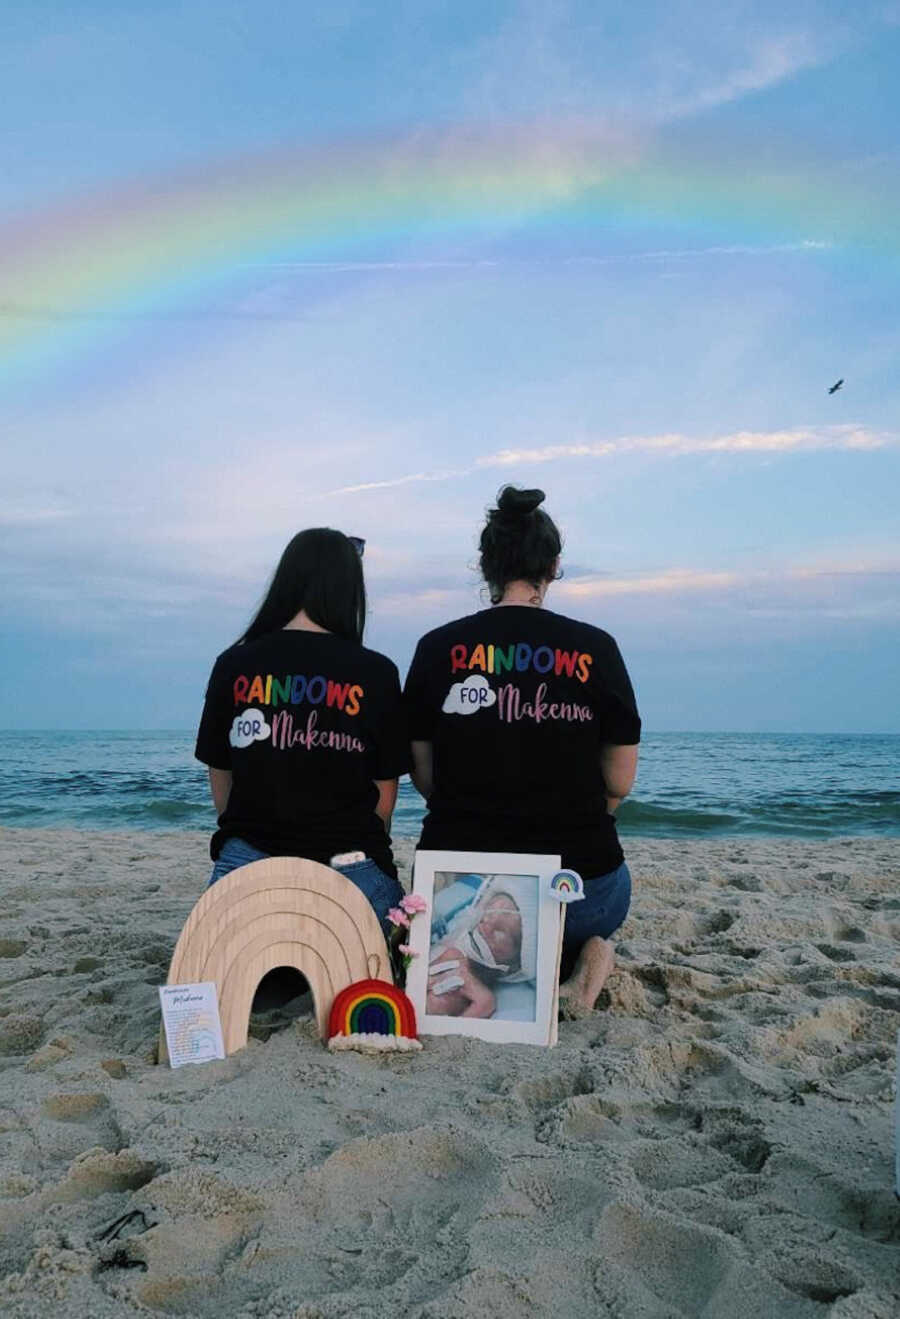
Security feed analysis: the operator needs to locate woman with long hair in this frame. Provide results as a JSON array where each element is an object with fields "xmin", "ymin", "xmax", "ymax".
[
  {"xmin": 404, "ymin": 487, "xmax": 640, "ymax": 1012},
  {"xmin": 195, "ymin": 528, "xmax": 407, "ymax": 925}
]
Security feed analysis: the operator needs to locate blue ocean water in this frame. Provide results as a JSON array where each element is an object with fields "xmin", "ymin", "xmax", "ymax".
[{"xmin": 1, "ymin": 731, "xmax": 898, "ymax": 838}]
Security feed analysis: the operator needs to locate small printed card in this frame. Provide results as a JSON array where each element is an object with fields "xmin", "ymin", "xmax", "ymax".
[{"xmin": 159, "ymin": 982, "xmax": 226, "ymax": 1068}]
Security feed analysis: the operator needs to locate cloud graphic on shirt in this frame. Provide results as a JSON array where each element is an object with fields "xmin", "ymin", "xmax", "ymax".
[
  {"xmin": 229, "ymin": 709, "xmax": 271, "ymax": 748},
  {"xmin": 442, "ymin": 674, "xmax": 497, "ymax": 716}
]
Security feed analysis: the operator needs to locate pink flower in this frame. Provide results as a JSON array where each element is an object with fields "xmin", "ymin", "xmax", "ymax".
[
  {"xmin": 387, "ymin": 907, "xmax": 410, "ymax": 928},
  {"xmin": 398, "ymin": 944, "xmax": 417, "ymax": 957},
  {"xmin": 400, "ymin": 893, "xmax": 427, "ymax": 915}
]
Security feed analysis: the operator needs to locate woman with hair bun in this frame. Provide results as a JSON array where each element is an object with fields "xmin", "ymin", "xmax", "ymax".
[
  {"xmin": 404, "ymin": 487, "xmax": 640, "ymax": 1012},
  {"xmin": 195, "ymin": 528, "xmax": 407, "ymax": 927}
]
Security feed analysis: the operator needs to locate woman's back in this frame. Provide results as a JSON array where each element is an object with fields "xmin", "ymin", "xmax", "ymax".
[
  {"xmin": 405, "ymin": 603, "xmax": 640, "ymax": 877},
  {"xmin": 408, "ymin": 485, "xmax": 639, "ymax": 1009},
  {"xmin": 195, "ymin": 524, "xmax": 407, "ymax": 882}
]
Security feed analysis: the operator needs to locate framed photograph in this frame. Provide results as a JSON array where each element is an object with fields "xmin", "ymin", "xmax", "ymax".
[{"xmin": 406, "ymin": 850, "xmax": 564, "ymax": 1047}]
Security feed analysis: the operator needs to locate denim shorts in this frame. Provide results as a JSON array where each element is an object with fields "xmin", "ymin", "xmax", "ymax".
[
  {"xmin": 560, "ymin": 860, "xmax": 631, "ymax": 980},
  {"xmin": 207, "ymin": 836, "xmax": 403, "ymax": 933}
]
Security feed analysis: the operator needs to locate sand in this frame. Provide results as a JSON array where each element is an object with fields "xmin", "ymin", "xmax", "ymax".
[{"xmin": 0, "ymin": 828, "xmax": 898, "ymax": 1318}]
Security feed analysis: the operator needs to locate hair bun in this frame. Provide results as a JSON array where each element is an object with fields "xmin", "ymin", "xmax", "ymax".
[{"xmin": 496, "ymin": 486, "xmax": 545, "ymax": 517}]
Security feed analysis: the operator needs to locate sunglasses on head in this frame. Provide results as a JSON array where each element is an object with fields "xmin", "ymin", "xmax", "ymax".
[{"xmin": 348, "ymin": 536, "xmax": 366, "ymax": 557}]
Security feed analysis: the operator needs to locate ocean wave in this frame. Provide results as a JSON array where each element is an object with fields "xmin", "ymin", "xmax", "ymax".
[
  {"xmin": 1, "ymin": 731, "xmax": 898, "ymax": 837},
  {"xmin": 616, "ymin": 801, "xmax": 746, "ymax": 834},
  {"xmin": 618, "ymin": 794, "xmax": 900, "ymax": 837},
  {"xmin": 0, "ymin": 797, "xmax": 211, "ymax": 830}
]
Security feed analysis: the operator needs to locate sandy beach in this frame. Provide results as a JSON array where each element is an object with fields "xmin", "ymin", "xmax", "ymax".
[{"xmin": 0, "ymin": 828, "xmax": 898, "ymax": 1318}]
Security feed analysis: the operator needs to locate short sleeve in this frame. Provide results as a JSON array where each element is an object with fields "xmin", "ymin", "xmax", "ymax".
[
  {"xmin": 403, "ymin": 637, "xmax": 438, "ymax": 741},
  {"xmin": 369, "ymin": 661, "xmax": 410, "ymax": 779},
  {"xmin": 593, "ymin": 636, "xmax": 641, "ymax": 745},
  {"xmin": 194, "ymin": 655, "xmax": 233, "ymax": 770}
]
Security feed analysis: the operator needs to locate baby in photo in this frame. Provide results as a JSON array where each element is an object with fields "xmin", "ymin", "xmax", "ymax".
[{"xmin": 426, "ymin": 876, "xmax": 537, "ymax": 1019}]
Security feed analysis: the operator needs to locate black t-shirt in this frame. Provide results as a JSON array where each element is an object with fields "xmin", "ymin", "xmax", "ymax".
[
  {"xmin": 404, "ymin": 606, "xmax": 640, "ymax": 879},
  {"xmin": 195, "ymin": 630, "xmax": 408, "ymax": 878}
]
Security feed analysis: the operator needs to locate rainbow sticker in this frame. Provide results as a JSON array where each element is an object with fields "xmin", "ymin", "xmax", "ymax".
[
  {"xmin": 327, "ymin": 979, "xmax": 421, "ymax": 1053},
  {"xmin": 548, "ymin": 870, "xmax": 585, "ymax": 903}
]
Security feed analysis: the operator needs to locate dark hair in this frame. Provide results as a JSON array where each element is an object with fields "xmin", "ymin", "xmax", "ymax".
[
  {"xmin": 479, "ymin": 486, "xmax": 562, "ymax": 604},
  {"xmin": 240, "ymin": 528, "xmax": 366, "ymax": 644}
]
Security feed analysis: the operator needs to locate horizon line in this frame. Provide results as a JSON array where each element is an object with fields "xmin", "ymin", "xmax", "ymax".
[{"xmin": 2, "ymin": 727, "xmax": 898, "ymax": 738}]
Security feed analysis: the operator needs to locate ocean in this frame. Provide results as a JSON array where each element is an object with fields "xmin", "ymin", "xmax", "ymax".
[{"xmin": 1, "ymin": 731, "xmax": 898, "ymax": 839}]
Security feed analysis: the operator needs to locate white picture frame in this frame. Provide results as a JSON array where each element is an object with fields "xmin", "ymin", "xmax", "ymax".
[{"xmin": 406, "ymin": 850, "xmax": 564, "ymax": 1047}]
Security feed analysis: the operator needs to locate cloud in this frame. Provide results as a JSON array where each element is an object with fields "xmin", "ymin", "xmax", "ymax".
[
  {"xmin": 563, "ymin": 241, "xmax": 835, "ymax": 264},
  {"xmin": 0, "ymin": 500, "xmax": 73, "ymax": 527},
  {"xmin": 661, "ymin": 30, "xmax": 829, "ymax": 119},
  {"xmin": 241, "ymin": 241, "xmax": 836, "ymax": 289},
  {"xmin": 556, "ymin": 561, "xmax": 900, "ymax": 608},
  {"xmin": 458, "ymin": 0, "xmax": 858, "ymax": 130},
  {"xmin": 229, "ymin": 709, "xmax": 271, "ymax": 748},
  {"xmin": 442, "ymin": 674, "xmax": 497, "ymax": 715},
  {"xmin": 476, "ymin": 426, "xmax": 896, "ymax": 468},
  {"xmin": 326, "ymin": 468, "xmax": 468, "ymax": 497},
  {"xmin": 560, "ymin": 569, "xmax": 740, "ymax": 598},
  {"xmin": 243, "ymin": 260, "xmax": 504, "ymax": 272},
  {"xmin": 317, "ymin": 426, "xmax": 897, "ymax": 501},
  {"xmin": 377, "ymin": 586, "xmax": 472, "ymax": 617}
]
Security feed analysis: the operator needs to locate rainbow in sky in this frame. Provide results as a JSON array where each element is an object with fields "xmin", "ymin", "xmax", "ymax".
[{"xmin": 1, "ymin": 124, "xmax": 896, "ymax": 394}]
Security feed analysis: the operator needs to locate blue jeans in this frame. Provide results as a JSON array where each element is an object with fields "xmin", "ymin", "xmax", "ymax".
[
  {"xmin": 207, "ymin": 837, "xmax": 403, "ymax": 933},
  {"xmin": 560, "ymin": 861, "xmax": 631, "ymax": 980}
]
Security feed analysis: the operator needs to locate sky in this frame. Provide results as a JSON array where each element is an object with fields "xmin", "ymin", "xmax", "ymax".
[{"xmin": 2, "ymin": 0, "xmax": 899, "ymax": 733}]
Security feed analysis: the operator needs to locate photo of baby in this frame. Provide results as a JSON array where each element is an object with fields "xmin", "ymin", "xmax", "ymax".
[{"xmin": 425, "ymin": 872, "xmax": 540, "ymax": 1022}]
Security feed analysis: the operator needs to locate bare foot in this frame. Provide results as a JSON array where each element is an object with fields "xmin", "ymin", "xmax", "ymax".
[{"xmin": 558, "ymin": 937, "xmax": 615, "ymax": 1017}]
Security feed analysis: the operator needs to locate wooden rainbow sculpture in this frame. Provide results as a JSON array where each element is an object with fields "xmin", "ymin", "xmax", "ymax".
[
  {"xmin": 327, "ymin": 978, "xmax": 421, "ymax": 1053},
  {"xmin": 159, "ymin": 856, "xmax": 392, "ymax": 1061}
]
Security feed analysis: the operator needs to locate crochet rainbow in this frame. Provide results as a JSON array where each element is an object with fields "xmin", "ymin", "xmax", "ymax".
[{"xmin": 327, "ymin": 979, "xmax": 421, "ymax": 1053}]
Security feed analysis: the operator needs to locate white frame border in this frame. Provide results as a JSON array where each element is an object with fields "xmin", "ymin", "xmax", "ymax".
[{"xmin": 406, "ymin": 850, "xmax": 563, "ymax": 1047}]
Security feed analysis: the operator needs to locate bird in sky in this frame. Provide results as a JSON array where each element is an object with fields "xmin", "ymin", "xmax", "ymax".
[{"xmin": 828, "ymin": 378, "xmax": 844, "ymax": 394}]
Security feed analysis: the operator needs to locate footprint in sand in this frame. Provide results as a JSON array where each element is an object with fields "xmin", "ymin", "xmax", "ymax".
[
  {"xmin": 815, "ymin": 942, "xmax": 857, "ymax": 962},
  {"xmin": 762, "ymin": 1152, "xmax": 900, "ymax": 1244},
  {"xmin": 834, "ymin": 924, "xmax": 867, "ymax": 943},
  {"xmin": 763, "ymin": 1253, "xmax": 860, "ymax": 1307},
  {"xmin": 25, "ymin": 1038, "xmax": 73, "ymax": 1072},
  {"xmin": 593, "ymin": 1200, "xmax": 823, "ymax": 1318},
  {"xmin": 513, "ymin": 1068, "xmax": 594, "ymax": 1114},
  {"xmin": 728, "ymin": 872, "xmax": 763, "ymax": 892},
  {"xmin": 95, "ymin": 1168, "xmax": 265, "ymax": 1307},
  {"xmin": 631, "ymin": 964, "xmax": 671, "ymax": 1007},
  {"xmin": 111, "ymin": 1127, "xmax": 504, "ymax": 1316},
  {"xmin": 72, "ymin": 956, "xmax": 103, "ymax": 974},
  {"xmin": 699, "ymin": 1106, "xmax": 772, "ymax": 1173},
  {"xmin": 37, "ymin": 1092, "xmax": 123, "ymax": 1163},
  {"xmin": 630, "ymin": 1138, "xmax": 735, "ymax": 1190},
  {"xmin": 41, "ymin": 1092, "xmax": 109, "ymax": 1123},
  {"xmin": 0, "ymin": 1014, "xmax": 45, "ymax": 1057},
  {"xmin": 539, "ymin": 1094, "xmax": 699, "ymax": 1150},
  {"xmin": 51, "ymin": 1149, "xmax": 158, "ymax": 1202},
  {"xmin": 637, "ymin": 1036, "xmax": 781, "ymax": 1104},
  {"xmin": 699, "ymin": 909, "xmax": 737, "ymax": 936}
]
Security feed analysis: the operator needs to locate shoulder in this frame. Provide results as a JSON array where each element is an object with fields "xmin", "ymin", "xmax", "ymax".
[
  {"xmin": 207, "ymin": 640, "xmax": 245, "ymax": 676},
  {"xmin": 541, "ymin": 609, "xmax": 622, "ymax": 653},
  {"xmin": 412, "ymin": 612, "xmax": 487, "ymax": 652},
  {"xmin": 354, "ymin": 642, "xmax": 402, "ymax": 684}
]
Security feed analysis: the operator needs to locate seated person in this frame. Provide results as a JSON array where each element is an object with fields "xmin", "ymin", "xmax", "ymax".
[
  {"xmin": 194, "ymin": 527, "xmax": 407, "ymax": 931},
  {"xmin": 405, "ymin": 486, "xmax": 640, "ymax": 1013}
]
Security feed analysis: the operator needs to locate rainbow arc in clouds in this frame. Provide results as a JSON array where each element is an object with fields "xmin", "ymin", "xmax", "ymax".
[{"xmin": 1, "ymin": 123, "xmax": 897, "ymax": 391}]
